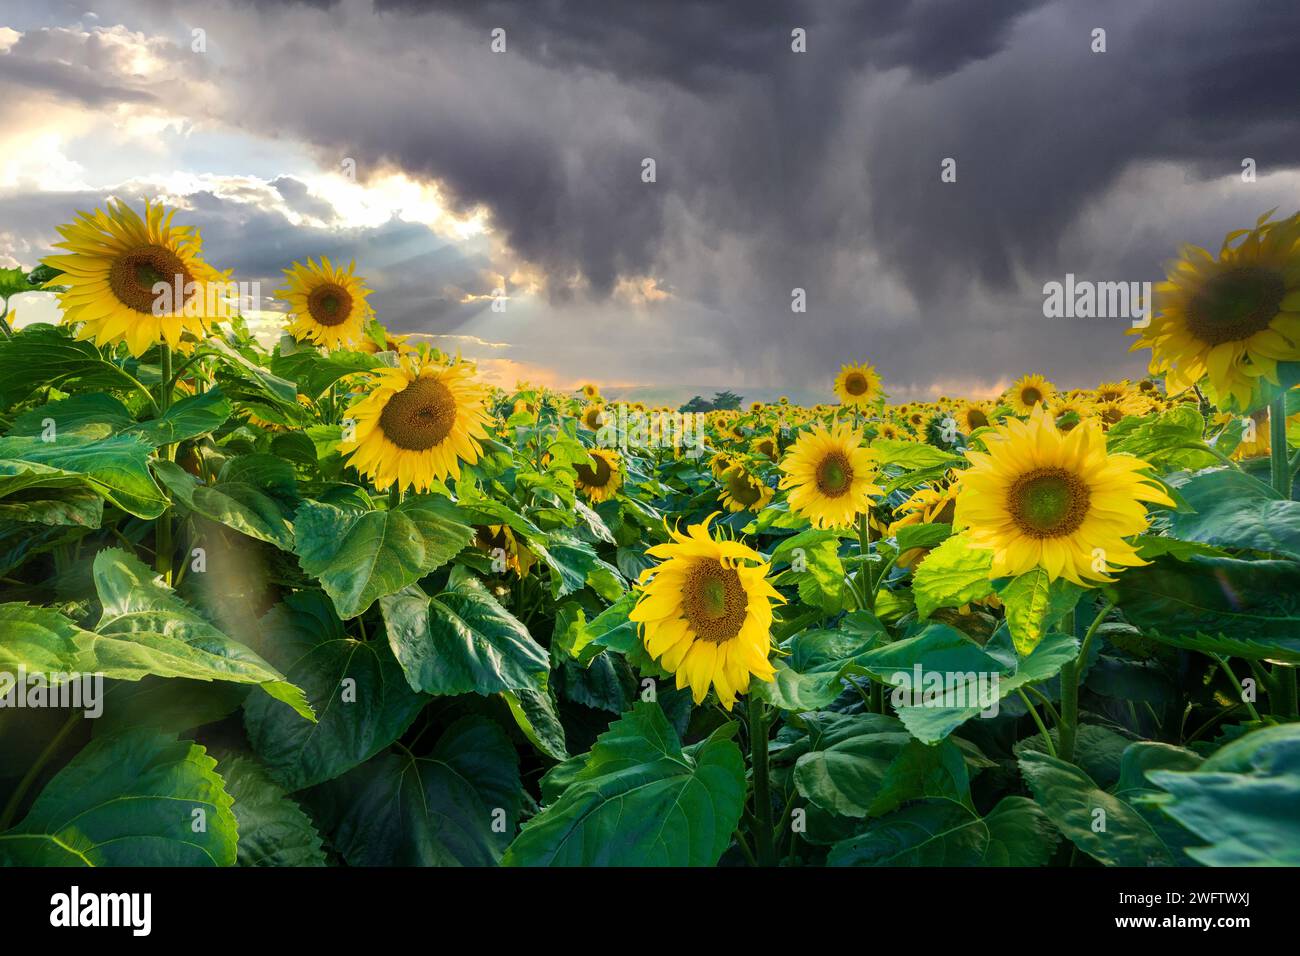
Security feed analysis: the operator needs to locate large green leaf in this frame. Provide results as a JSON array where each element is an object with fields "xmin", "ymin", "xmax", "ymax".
[
  {"xmin": 755, "ymin": 613, "xmax": 885, "ymax": 711},
  {"xmin": 769, "ymin": 528, "xmax": 846, "ymax": 614},
  {"xmin": 154, "ymin": 459, "xmax": 295, "ymax": 550},
  {"xmin": 1018, "ymin": 750, "xmax": 1179, "ymax": 866},
  {"xmin": 379, "ymin": 577, "xmax": 550, "ymax": 697},
  {"xmin": 243, "ymin": 591, "xmax": 427, "ymax": 790},
  {"xmin": 0, "ymin": 729, "xmax": 237, "ymax": 866},
  {"xmin": 858, "ymin": 625, "xmax": 1077, "ymax": 743},
  {"xmin": 1105, "ymin": 404, "xmax": 1215, "ymax": 471},
  {"xmin": 293, "ymin": 496, "xmax": 474, "ymax": 618},
  {"xmin": 502, "ymin": 703, "xmax": 745, "ymax": 866},
  {"xmin": 0, "ymin": 323, "xmax": 147, "ymax": 407},
  {"xmin": 1107, "ymin": 555, "xmax": 1300, "ymax": 662},
  {"xmin": 308, "ymin": 717, "xmax": 521, "ymax": 866},
  {"xmin": 0, "ymin": 433, "xmax": 165, "ymax": 519},
  {"xmin": 793, "ymin": 713, "xmax": 970, "ymax": 818},
  {"xmin": 1144, "ymin": 724, "xmax": 1300, "ymax": 866},
  {"xmin": 270, "ymin": 348, "xmax": 382, "ymax": 400},
  {"xmin": 83, "ymin": 548, "xmax": 313, "ymax": 720},
  {"xmin": 827, "ymin": 796, "xmax": 1056, "ymax": 866},
  {"xmin": 216, "ymin": 754, "xmax": 326, "ymax": 867},
  {"xmin": 911, "ymin": 533, "xmax": 995, "ymax": 618},
  {"xmin": 1168, "ymin": 467, "xmax": 1300, "ymax": 560}
]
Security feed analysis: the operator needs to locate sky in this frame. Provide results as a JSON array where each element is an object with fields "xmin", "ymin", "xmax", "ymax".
[{"xmin": 2, "ymin": 0, "xmax": 1299, "ymax": 404}]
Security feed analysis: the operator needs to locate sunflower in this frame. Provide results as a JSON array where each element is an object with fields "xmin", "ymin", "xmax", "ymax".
[
  {"xmin": 1094, "ymin": 381, "xmax": 1133, "ymax": 403},
  {"xmin": 750, "ymin": 434, "xmax": 779, "ymax": 459},
  {"xmin": 579, "ymin": 382, "xmax": 601, "ymax": 401},
  {"xmin": 474, "ymin": 524, "xmax": 535, "ymax": 577},
  {"xmin": 1006, "ymin": 373, "xmax": 1056, "ymax": 415},
  {"xmin": 574, "ymin": 448, "xmax": 623, "ymax": 502},
  {"xmin": 876, "ymin": 422, "xmax": 902, "ymax": 440},
  {"xmin": 954, "ymin": 406, "xmax": 1173, "ymax": 585},
  {"xmin": 834, "ymin": 361, "xmax": 884, "ymax": 408},
  {"xmin": 1091, "ymin": 393, "xmax": 1151, "ymax": 430},
  {"xmin": 41, "ymin": 198, "xmax": 230, "ymax": 357},
  {"xmin": 357, "ymin": 328, "xmax": 415, "ymax": 355},
  {"xmin": 579, "ymin": 404, "xmax": 607, "ymax": 430},
  {"xmin": 778, "ymin": 422, "xmax": 883, "ymax": 530},
  {"xmin": 1049, "ymin": 398, "xmax": 1094, "ymax": 432},
  {"xmin": 888, "ymin": 482, "xmax": 959, "ymax": 569},
  {"xmin": 1131, "ymin": 210, "xmax": 1300, "ymax": 409},
  {"xmin": 339, "ymin": 358, "xmax": 491, "ymax": 492},
  {"xmin": 718, "ymin": 464, "xmax": 774, "ymax": 513},
  {"xmin": 629, "ymin": 514, "xmax": 782, "ymax": 708},
  {"xmin": 955, "ymin": 401, "xmax": 991, "ymax": 433},
  {"xmin": 276, "ymin": 256, "xmax": 373, "ymax": 350}
]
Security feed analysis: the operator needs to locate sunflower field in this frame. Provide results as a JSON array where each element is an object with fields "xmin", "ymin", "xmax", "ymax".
[{"xmin": 0, "ymin": 199, "xmax": 1298, "ymax": 868}]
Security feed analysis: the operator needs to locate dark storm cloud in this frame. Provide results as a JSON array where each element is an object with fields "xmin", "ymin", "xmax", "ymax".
[{"xmin": 12, "ymin": 0, "xmax": 1300, "ymax": 391}]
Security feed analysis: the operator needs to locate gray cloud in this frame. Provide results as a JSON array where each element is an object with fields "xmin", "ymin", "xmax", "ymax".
[{"xmin": 7, "ymin": 0, "xmax": 1300, "ymax": 395}]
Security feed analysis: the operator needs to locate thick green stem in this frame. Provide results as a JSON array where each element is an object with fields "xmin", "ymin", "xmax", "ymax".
[
  {"xmin": 747, "ymin": 701, "xmax": 777, "ymax": 866},
  {"xmin": 1216, "ymin": 657, "xmax": 1262, "ymax": 722},
  {"xmin": 155, "ymin": 345, "xmax": 175, "ymax": 583},
  {"xmin": 856, "ymin": 511, "xmax": 873, "ymax": 612},
  {"xmin": 1269, "ymin": 393, "xmax": 1291, "ymax": 499},
  {"xmin": 1017, "ymin": 689, "xmax": 1056, "ymax": 757},
  {"xmin": 1057, "ymin": 602, "xmax": 1111, "ymax": 764}
]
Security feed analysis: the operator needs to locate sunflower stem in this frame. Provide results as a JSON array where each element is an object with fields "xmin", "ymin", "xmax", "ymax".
[
  {"xmin": 1017, "ymin": 689, "xmax": 1056, "ymax": 757},
  {"xmin": 856, "ymin": 511, "xmax": 873, "ymax": 612},
  {"xmin": 1058, "ymin": 600, "xmax": 1112, "ymax": 763},
  {"xmin": 1269, "ymin": 393, "xmax": 1291, "ymax": 499},
  {"xmin": 747, "ymin": 700, "xmax": 777, "ymax": 866},
  {"xmin": 0, "ymin": 710, "xmax": 80, "ymax": 831},
  {"xmin": 155, "ymin": 344, "xmax": 175, "ymax": 584},
  {"xmin": 1216, "ymin": 656, "xmax": 1262, "ymax": 723}
]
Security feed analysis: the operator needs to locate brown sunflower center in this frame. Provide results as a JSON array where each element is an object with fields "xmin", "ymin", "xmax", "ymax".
[
  {"xmin": 815, "ymin": 450, "xmax": 854, "ymax": 497},
  {"xmin": 725, "ymin": 469, "xmax": 762, "ymax": 506},
  {"xmin": 576, "ymin": 454, "xmax": 613, "ymax": 488},
  {"xmin": 307, "ymin": 282, "xmax": 354, "ymax": 327},
  {"xmin": 109, "ymin": 244, "xmax": 194, "ymax": 314},
  {"xmin": 1097, "ymin": 403, "xmax": 1125, "ymax": 425},
  {"xmin": 682, "ymin": 559, "xmax": 748, "ymax": 644},
  {"xmin": 966, "ymin": 408, "xmax": 989, "ymax": 430},
  {"xmin": 1008, "ymin": 467, "xmax": 1091, "ymax": 538},
  {"xmin": 1186, "ymin": 266, "xmax": 1285, "ymax": 346},
  {"xmin": 1020, "ymin": 387, "xmax": 1043, "ymax": 406},
  {"xmin": 756, "ymin": 438, "xmax": 776, "ymax": 457},
  {"xmin": 844, "ymin": 372, "xmax": 870, "ymax": 396},
  {"xmin": 378, "ymin": 377, "xmax": 457, "ymax": 450}
]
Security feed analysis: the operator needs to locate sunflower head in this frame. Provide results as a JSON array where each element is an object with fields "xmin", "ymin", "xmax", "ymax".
[
  {"xmin": 574, "ymin": 448, "xmax": 623, "ymax": 503},
  {"xmin": 629, "ymin": 514, "xmax": 783, "ymax": 708},
  {"xmin": 954, "ymin": 406, "xmax": 1173, "ymax": 585},
  {"xmin": 339, "ymin": 357, "xmax": 491, "ymax": 492},
  {"xmin": 1006, "ymin": 373, "xmax": 1056, "ymax": 415},
  {"xmin": 834, "ymin": 361, "xmax": 884, "ymax": 408},
  {"xmin": 778, "ymin": 421, "xmax": 883, "ymax": 530},
  {"xmin": 1130, "ymin": 211, "xmax": 1300, "ymax": 410},
  {"xmin": 580, "ymin": 404, "xmax": 607, "ymax": 430},
  {"xmin": 718, "ymin": 464, "xmax": 774, "ymax": 513},
  {"xmin": 276, "ymin": 256, "xmax": 373, "ymax": 350},
  {"xmin": 750, "ymin": 434, "xmax": 779, "ymax": 459},
  {"xmin": 580, "ymin": 382, "xmax": 601, "ymax": 401},
  {"xmin": 42, "ymin": 198, "xmax": 230, "ymax": 357},
  {"xmin": 956, "ymin": 401, "xmax": 991, "ymax": 433}
]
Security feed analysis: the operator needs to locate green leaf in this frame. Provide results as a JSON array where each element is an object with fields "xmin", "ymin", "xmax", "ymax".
[
  {"xmin": 1168, "ymin": 467, "xmax": 1300, "ymax": 560},
  {"xmin": 859, "ymin": 624, "xmax": 1078, "ymax": 743},
  {"xmin": 215, "ymin": 754, "xmax": 326, "ymax": 867},
  {"xmin": 1106, "ymin": 404, "xmax": 1214, "ymax": 471},
  {"xmin": 293, "ymin": 496, "xmax": 474, "ymax": 619},
  {"xmin": 84, "ymin": 549, "xmax": 313, "ymax": 720},
  {"xmin": 502, "ymin": 703, "xmax": 745, "ymax": 866},
  {"xmin": 1107, "ymin": 555, "xmax": 1300, "ymax": 663},
  {"xmin": 0, "ymin": 433, "xmax": 165, "ymax": 519},
  {"xmin": 0, "ymin": 324, "xmax": 147, "ymax": 407},
  {"xmin": 1018, "ymin": 750, "xmax": 1178, "ymax": 866},
  {"xmin": 793, "ymin": 713, "xmax": 970, "ymax": 818},
  {"xmin": 912, "ymin": 533, "xmax": 995, "ymax": 619},
  {"xmin": 873, "ymin": 440, "xmax": 962, "ymax": 470},
  {"xmin": 128, "ymin": 389, "xmax": 232, "ymax": 446},
  {"xmin": 827, "ymin": 796, "xmax": 1055, "ymax": 866},
  {"xmin": 770, "ymin": 528, "xmax": 845, "ymax": 613},
  {"xmin": 243, "ymin": 591, "xmax": 427, "ymax": 790},
  {"xmin": 1144, "ymin": 724, "xmax": 1300, "ymax": 866},
  {"xmin": 502, "ymin": 687, "xmax": 569, "ymax": 760},
  {"xmin": 379, "ymin": 578, "xmax": 549, "ymax": 697},
  {"xmin": 307, "ymin": 717, "xmax": 521, "ymax": 866},
  {"xmin": 0, "ymin": 729, "xmax": 237, "ymax": 866},
  {"xmin": 270, "ymin": 348, "xmax": 382, "ymax": 400},
  {"xmin": 756, "ymin": 613, "xmax": 885, "ymax": 711},
  {"xmin": 998, "ymin": 569, "xmax": 1083, "ymax": 656},
  {"xmin": 154, "ymin": 460, "xmax": 295, "ymax": 550},
  {"xmin": 895, "ymin": 522, "xmax": 952, "ymax": 552}
]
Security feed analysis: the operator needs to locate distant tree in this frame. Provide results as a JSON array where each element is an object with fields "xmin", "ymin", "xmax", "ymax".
[
  {"xmin": 679, "ymin": 395, "xmax": 712, "ymax": 413},
  {"xmin": 711, "ymin": 390, "xmax": 744, "ymax": 411}
]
